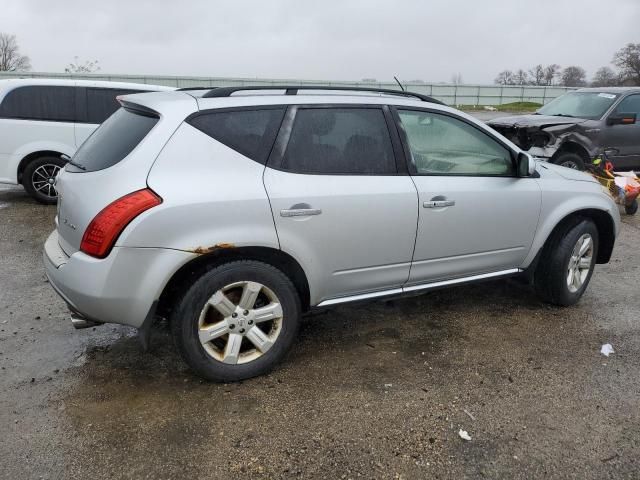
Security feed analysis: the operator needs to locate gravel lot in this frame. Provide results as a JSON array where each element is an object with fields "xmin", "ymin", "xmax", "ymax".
[{"xmin": 1, "ymin": 173, "xmax": 640, "ymax": 479}]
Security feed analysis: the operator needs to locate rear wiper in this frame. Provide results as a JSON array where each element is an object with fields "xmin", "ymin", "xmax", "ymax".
[{"xmin": 60, "ymin": 154, "xmax": 86, "ymax": 171}]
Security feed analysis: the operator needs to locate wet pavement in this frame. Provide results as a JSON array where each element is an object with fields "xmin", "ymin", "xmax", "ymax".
[{"xmin": 1, "ymin": 183, "xmax": 640, "ymax": 479}]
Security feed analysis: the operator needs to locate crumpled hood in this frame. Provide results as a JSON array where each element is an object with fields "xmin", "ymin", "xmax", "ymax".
[
  {"xmin": 488, "ymin": 114, "xmax": 588, "ymax": 129},
  {"xmin": 537, "ymin": 160, "xmax": 597, "ymax": 183}
]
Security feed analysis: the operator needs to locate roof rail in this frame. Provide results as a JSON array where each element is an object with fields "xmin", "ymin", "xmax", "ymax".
[
  {"xmin": 201, "ymin": 85, "xmax": 445, "ymax": 105},
  {"xmin": 176, "ymin": 86, "xmax": 217, "ymax": 91}
]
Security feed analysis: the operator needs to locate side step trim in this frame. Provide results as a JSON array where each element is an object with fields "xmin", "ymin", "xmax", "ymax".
[
  {"xmin": 316, "ymin": 269, "xmax": 522, "ymax": 307},
  {"xmin": 317, "ymin": 288, "xmax": 403, "ymax": 307},
  {"xmin": 403, "ymin": 268, "xmax": 521, "ymax": 293}
]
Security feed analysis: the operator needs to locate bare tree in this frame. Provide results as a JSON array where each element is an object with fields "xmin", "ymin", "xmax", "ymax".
[
  {"xmin": 613, "ymin": 43, "xmax": 640, "ymax": 85},
  {"xmin": 514, "ymin": 69, "xmax": 529, "ymax": 86},
  {"xmin": 591, "ymin": 66, "xmax": 619, "ymax": 87},
  {"xmin": 450, "ymin": 72, "xmax": 463, "ymax": 85},
  {"xmin": 0, "ymin": 33, "xmax": 31, "ymax": 72},
  {"xmin": 560, "ymin": 66, "xmax": 587, "ymax": 87},
  {"xmin": 65, "ymin": 56, "xmax": 100, "ymax": 73},
  {"xmin": 494, "ymin": 70, "xmax": 515, "ymax": 85},
  {"xmin": 543, "ymin": 64, "xmax": 561, "ymax": 86},
  {"xmin": 529, "ymin": 64, "xmax": 546, "ymax": 86}
]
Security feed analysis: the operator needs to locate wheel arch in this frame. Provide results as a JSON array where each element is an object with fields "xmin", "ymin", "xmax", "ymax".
[
  {"xmin": 550, "ymin": 141, "xmax": 590, "ymax": 166},
  {"xmin": 533, "ymin": 208, "xmax": 616, "ymax": 268},
  {"xmin": 156, "ymin": 246, "xmax": 311, "ymax": 320},
  {"xmin": 17, "ymin": 150, "xmax": 65, "ymax": 184}
]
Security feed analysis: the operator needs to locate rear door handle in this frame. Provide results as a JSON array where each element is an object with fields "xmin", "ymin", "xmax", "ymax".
[
  {"xmin": 280, "ymin": 208, "xmax": 322, "ymax": 217},
  {"xmin": 423, "ymin": 200, "xmax": 455, "ymax": 208}
]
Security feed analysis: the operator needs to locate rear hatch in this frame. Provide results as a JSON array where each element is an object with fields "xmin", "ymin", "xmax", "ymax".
[{"xmin": 55, "ymin": 92, "xmax": 197, "ymax": 255}]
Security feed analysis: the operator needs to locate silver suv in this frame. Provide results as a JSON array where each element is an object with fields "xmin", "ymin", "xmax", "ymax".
[{"xmin": 44, "ymin": 86, "xmax": 620, "ymax": 381}]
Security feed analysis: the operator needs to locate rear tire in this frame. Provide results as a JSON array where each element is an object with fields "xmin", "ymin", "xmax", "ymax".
[
  {"xmin": 553, "ymin": 153, "xmax": 585, "ymax": 171},
  {"xmin": 22, "ymin": 156, "xmax": 65, "ymax": 204},
  {"xmin": 534, "ymin": 218, "xmax": 598, "ymax": 306},
  {"xmin": 171, "ymin": 260, "xmax": 301, "ymax": 382}
]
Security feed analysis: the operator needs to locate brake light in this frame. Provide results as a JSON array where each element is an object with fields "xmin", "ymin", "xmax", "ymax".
[{"xmin": 80, "ymin": 189, "xmax": 162, "ymax": 258}]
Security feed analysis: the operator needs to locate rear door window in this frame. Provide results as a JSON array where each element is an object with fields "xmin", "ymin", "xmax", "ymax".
[
  {"xmin": 67, "ymin": 107, "xmax": 158, "ymax": 172},
  {"xmin": 280, "ymin": 107, "xmax": 397, "ymax": 174},
  {"xmin": 0, "ymin": 85, "xmax": 76, "ymax": 122},
  {"xmin": 187, "ymin": 107, "xmax": 285, "ymax": 164},
  {"xmin": 86, "ymin": 88, "xmax": 146, "ymax": 124}
]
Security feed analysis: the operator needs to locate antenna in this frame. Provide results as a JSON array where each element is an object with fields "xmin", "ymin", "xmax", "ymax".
[{"xmin": 393, "ymin": 76, "xmax": 405, "ymax": 92}]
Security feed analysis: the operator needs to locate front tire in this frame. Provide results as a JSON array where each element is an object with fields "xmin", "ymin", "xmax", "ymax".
[
  {"xmin": 171, "ymin": 260, "xmax": 301, "ymax": 382},
  {"xmin": 553, "ymin": 153, "xmax": 585, "ymax": 171},
  {"xmin": 534, "ymin": 218, "xmax": 598, "ymax": 306},
  {"xmin": 22, "ymin": 156, "xmax": 65, "ymax": 204}
]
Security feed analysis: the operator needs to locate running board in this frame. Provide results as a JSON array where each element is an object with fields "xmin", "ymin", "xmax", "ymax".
[{"xmin": 316, "ymin": 269, "xmax": 522, "ymax": 307}]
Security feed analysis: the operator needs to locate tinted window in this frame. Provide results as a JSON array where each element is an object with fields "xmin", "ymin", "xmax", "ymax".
[
  {"xmin": 281, "ymin": 108, "xmax": 396, "ymax": 174},
  {"xmin": 188, "ymin": 108, "xmax": 284, "ymax": 164},
  {"xmin": 68, "ymin": 107, "xmax": 158, "ymax": 173},
  {"xmin": 614, "ymin": 94, "xmax": 640, "ymax": 121},
  {"xmin": 86, "ymin": 88, "xmax": 145, "ymax": 124},
  {"xmin": 398, "ymin": 110, "xmax": 513, "ymax": 176},
  {"xmin": 0, "ymin": 85, "xmax": 75, "ymax": 122}
]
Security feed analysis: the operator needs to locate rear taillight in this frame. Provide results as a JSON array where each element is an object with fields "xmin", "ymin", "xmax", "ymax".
[{"xmin": 80, "ymin": 189, "xmax": 162, "ymax": 258}]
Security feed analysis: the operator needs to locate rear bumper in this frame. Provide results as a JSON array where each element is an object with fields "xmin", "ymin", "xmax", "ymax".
[{"xmin": 43, "ymin": 230, "xmax": 193, "ymax": 328}]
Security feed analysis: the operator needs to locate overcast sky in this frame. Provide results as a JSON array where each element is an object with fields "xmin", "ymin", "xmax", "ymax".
[{"xmin": 1, "ymin": 0, "xmax": 638, "ymax": 84}]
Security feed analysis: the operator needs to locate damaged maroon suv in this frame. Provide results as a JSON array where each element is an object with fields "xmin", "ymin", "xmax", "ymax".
[{"xmin": 487, "ymin": 88, "xmax": 640, "ymax": 171}]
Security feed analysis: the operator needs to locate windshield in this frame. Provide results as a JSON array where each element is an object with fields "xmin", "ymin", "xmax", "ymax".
[{"xmin": 537, "ymin": 92, "xmax": 619, "ymax": 120}]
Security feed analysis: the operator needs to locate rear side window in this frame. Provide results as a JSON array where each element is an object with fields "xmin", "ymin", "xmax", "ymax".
[
  {"xmin": 0, "ymin": 85, "xmax": 75, "ymax": 122},
  {"xmin": 280, "ymin": 108, "xmax": 396, "ymax": 174},
  {"xmin": 68, "ymin": 107, "xmax": 158, "ymax": 173},
  {"xmin": 188, "ymin": 108, "xmax": 285, "ymax": 164},
  {"xmin": 86, "ymin": 88, "xmax": 146, "ymax": 124}
]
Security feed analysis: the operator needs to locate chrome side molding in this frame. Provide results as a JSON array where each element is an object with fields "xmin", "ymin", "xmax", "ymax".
[{"xmin": 316, "ymin": 269, "xmax": 522, "ymax": 307}]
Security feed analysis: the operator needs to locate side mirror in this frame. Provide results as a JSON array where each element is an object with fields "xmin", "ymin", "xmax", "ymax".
[
  {"xmin": 516, "ymin": 152, "xmax": 536, "ymax": 177},
  {"xmin": 607, "ymin": 112, "xmax": 637, "ymax": 126}
]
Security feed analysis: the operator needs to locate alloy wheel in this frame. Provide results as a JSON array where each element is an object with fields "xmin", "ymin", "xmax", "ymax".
[
  {"xmin": 31, "ymin": 164, "xmax": 61, "ymax": 199},
  {"xmin": 567, "ymin": 233, "xmax": 593, "ymax": 293},
  {"xmin": 198, "ymin": 281, "xmax": 284, "ymax": 364}
]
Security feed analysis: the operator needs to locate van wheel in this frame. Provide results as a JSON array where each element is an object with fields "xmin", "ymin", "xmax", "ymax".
[
  {"xmin": 534, "ymin": 218, "xmax": 598, "ymax": 306},
  {"xmin": 22, "ymin": 156, "xmax": 65, "ymax": 204},
  {"xmin": 171, "ymin": 260, "xmax": 301, "ymax": 382},
  {"xmin": 553, "ymin": 153, "xmax": 585, "ymax": 171}
]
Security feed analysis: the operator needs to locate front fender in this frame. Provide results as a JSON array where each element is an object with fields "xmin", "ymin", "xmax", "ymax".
[{"xmin": 522, "ymin": 186, "xmax": 619, "ymax": 267}]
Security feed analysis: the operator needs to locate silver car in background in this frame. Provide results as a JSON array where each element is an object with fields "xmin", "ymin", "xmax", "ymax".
[{"xmin": 44, "ymin": 86, "xmax": 620, "ymax": 381}]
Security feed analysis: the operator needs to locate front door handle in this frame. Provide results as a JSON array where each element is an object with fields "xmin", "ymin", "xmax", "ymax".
[
  {"xmin": 280, "ymin": 208, "xmax": 322, "ymax": 217},
  {"xmin": 423, "ymin": 200, "xmax": 455, "ymax": 208}
]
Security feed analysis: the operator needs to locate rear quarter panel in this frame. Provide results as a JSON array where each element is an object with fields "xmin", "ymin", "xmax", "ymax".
[
  {"xmin": 0, "ymin": 118, "xmax": 76, "ymax": 183},
  {"xmin": 56, "ymin": 96, "xmax": 197, "ymax": 254},
  {"xmin": 131, "ymin": 123, "xmax": 279, "ymax": 252}
]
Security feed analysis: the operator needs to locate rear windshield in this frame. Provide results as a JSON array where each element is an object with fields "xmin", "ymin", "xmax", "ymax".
[{"xmin": 67, "ymin": 107, "xmax": 158, "ymax": 173}]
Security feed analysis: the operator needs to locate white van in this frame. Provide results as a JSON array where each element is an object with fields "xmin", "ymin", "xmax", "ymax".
[{"xmin": 0, "ymin": 79, "xmax": 173, "ymax": 203}]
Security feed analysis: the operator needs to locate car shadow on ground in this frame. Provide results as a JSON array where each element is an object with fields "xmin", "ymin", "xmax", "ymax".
[{"xmin": 67, "ymin": 277, "xmax": 553, "ymax": 388}]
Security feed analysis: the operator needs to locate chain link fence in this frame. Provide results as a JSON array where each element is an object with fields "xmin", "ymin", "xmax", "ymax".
[{"xmin": 0, "ymin": 71, "xmax": 574, "ymax": 106}]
